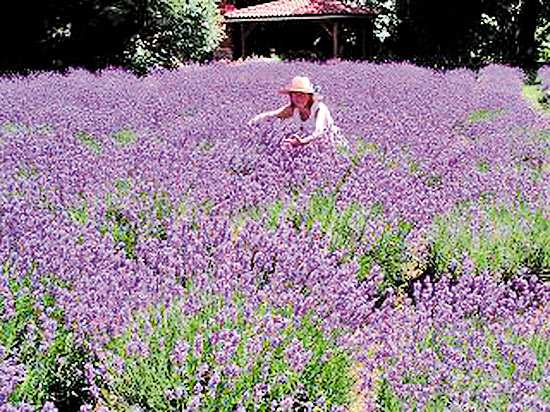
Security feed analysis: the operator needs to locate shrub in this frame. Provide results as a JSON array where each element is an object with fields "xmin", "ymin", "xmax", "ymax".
[
  {"xmin": 1, "ymin": 270, "xmax": 91, "ymax": 409},
  {"xmin": 97, "ymin": 291, "xmax": 353, "ymax": 411},
  {"xmin": 428, "ymin": 201, "xmax": 549, "ymax": 281}
]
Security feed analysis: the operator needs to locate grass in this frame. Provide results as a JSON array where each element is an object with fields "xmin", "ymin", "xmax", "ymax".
[{"xmin": 523, "ymin": 83, "xmax": 550, "ymax": 114}]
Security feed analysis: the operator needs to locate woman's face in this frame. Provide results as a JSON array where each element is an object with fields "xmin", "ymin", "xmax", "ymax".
[{"xmin": 290, "ymin": 92, "xmax": 311, "ymax": 109}]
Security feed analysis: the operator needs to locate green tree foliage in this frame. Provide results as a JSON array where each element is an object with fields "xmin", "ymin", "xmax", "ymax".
[
  {"xmin": 0, "ymin": 0, "xmax": 223, "ymax": 74},
  {"xmin": 0, "ymin": 0, "xmax": 547, "ymax": 72},
  {"xmin": 344, "ymin": 0, "xmax": 400, "ymax": 45},
  {"xmin": 471, "ymin": 0, "xmax": 548, "ymax": 66},
  {"xmin": 122, "ymin": 0, "xmax": 224, "ymax": 74},
  {"xmin": 345, "ymin": 0, "xmax": 549, "ymax": 67}
]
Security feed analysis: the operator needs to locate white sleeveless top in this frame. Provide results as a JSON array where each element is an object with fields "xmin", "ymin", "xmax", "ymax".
[{"xmin": 285, "ymin": 101, "xmax": 348, "ymax": 148}]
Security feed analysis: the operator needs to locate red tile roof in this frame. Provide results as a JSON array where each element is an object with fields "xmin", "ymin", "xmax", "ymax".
[{"xmin": 224, "ymin": 0, "xmax": 375, "ymax": 20}]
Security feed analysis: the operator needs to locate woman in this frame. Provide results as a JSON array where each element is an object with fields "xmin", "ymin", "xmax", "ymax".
[{"xmin": 248, "ymin": 76, "xmax": 348, "ymax": 149}]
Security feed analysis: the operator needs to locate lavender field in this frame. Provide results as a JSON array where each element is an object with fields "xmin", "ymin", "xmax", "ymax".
[{"xmin": 0, "ymin": 61, "xmax": 549, "ymax": 411}]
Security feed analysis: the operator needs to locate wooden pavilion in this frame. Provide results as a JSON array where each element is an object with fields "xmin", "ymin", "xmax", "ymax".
[{"xmin": 222, "ymin": 0, "xmax": 377, "ymax": 59}]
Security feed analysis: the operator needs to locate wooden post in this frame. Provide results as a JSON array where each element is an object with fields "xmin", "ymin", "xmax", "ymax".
[
  {"xmin": 361, "ymin": 22, "xmax": 367, "ymax": 59},
  {"xmin": 332, "ymin": 22, "xmax": 339, "ymax": 58},
  {"xmin": 320, "ymin": 22, "xmax": 332, "ymax": 38},
  {"xmin": 240, "ymin": 23, "xmax": 257, "ymax": 58},
  {"xmin": 240, "ymin": 23, "xmax": 246, "ymax": 58}
]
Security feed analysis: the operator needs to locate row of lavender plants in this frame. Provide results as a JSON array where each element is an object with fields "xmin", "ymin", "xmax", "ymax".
[
  {"xmin": 0, "ymin": 61, "xmax": 548, "ymax": 411},
  {"xmin": 539, "ymin": 65, "xmax": 550, "ymax": 92}
]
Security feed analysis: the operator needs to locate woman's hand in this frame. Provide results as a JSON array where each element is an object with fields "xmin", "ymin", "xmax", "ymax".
[
  {"xmin": 283, "ymin": 135, "xmax": 304, "ymax": 147},
  {"xmin": 247, "ymin": 115, "xmax": 260, "ymax": 126}
]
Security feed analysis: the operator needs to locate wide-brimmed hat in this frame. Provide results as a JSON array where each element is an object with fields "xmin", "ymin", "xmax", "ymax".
[{"xmin": 279, "ymin": 76, "xmax": 317, "ymax": 95}]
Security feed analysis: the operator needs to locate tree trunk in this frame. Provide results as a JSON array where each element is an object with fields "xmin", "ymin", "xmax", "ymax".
[{"xmin": 516, "ymin": 0, "xmax": 539, "ymax": 67}]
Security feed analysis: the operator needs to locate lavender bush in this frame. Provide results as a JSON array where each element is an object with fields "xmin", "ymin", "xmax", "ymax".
[
  {"xmin": 539, "ymin": 65, "xmax": 550, "ymax": 94},
  {"xmin": 429, "ymin": 201, "xmax": 549, "ymax": 280},
  {"xmin": 351, "ymin": 272, "xmax": 549, "ymax": 411},
  {"xmin": 0, "ymin": 60, "xmax": 548, "ymax": 410},
  {"xmin": 96, "ymin": 292, "xmax": 352, "ymax": 411}
]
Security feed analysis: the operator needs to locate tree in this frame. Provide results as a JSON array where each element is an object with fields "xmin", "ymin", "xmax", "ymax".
[
  {"xmin": 393, "ymin": 0, "xmax": 482, "ymax": 66},
  {"xmin": 516, "ymin": 0, "xmax": 542, "ymax": 66},
  {"xmin": 472, "ymin": 0, "xmax": 548, "ymax": 66},
  {"xmin": 122, "ymin": 0, "xmax": 223, "ymax": 73},
  {"xmin": 0, "ymin": 0, "xmax": 223, "ymax": 74}
]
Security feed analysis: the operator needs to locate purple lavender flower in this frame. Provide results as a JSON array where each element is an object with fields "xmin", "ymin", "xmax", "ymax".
[
  {"xmin": 41, "ymin": 402, "xmax": 58, "ymax": 412},
  {"xmin": 284, "ymin": 338, "xmax": 312, "ymax": 373},
  {"xmin": 125, "ymin": 337, "xmax": 149, "ymax": 358},
  {"xmin": 1, "ymin": 61, "xmax": 547, "ymax": 411},
  {"xmin": 170, "ymin": 340, "xmax": 190, "ymax": 366}
]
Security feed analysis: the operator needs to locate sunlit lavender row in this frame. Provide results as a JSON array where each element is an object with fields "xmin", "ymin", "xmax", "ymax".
[
  {"xmin": 540, "ymin": 65, "xmax": 550, "ymax": 90},
  {"xmin": 0, "ymin": 61, "xmax": 548, "ymax": 411}
]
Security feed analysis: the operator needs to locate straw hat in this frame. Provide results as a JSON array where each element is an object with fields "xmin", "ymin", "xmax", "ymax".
[{"xmin": 279, "ymin": 76, "xmax": 317, "ymax": 95}]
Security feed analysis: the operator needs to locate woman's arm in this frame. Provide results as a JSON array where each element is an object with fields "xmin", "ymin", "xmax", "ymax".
[
  {"xmin": 247, "ymin": 105, "xmax": 291, "ymax": 125},
  {"xmin": 297, "ymin": 104, "xmax": 330, "ymax": 144}
]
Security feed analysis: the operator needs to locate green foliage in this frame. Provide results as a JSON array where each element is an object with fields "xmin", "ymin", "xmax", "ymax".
[
  {"xmin": 260, "ymin": 191, "xmax": 370, "ymax": 254},
  {"xmin": 75, "ymin": 130, "xmax": 102, "ymax": 155},
  {"xmin": 429, "ymin": 201, "xmax": 550, "ymax": 280},
  {"xmin": 536, "ymin": 129, "xmax": 550, "ymax": 142},
  {"xmin": 1, "ymin": 273, "xmax": 35, "ymax": 353},
  {"xmin": 1, "ymin": 122, "xmax": 53, "ymax": 140},
  {"xmin": 196, "ymin": 139, "xmax": 216, "ymax": 153},
  {"xmin": 528, "ymin": 334, "xmax": 550, "ymax": 382},
  {"xmin": 114, "ymin": 177, "xmax": 133, "ymax": 195},
  {"xmin": 229, "ymin": 135, "xmax": 415, "ymax": 292},
  {"xmin": 535, "ymin": 6, "xmax": 550, "ymax": 63},
  {"xmin": 112, "ymin": 128, "xmax": 137, "ymax": 146},
  {"xmin": 338, "ymin": 0, "xmax": 401, "ymax": 51},
  {"xmin": 1, "ymin": 268, "xmax": 91, "ymax": 409},
  {"xmin": 99, "ymin": 293, "xmax": 353, "ymax": 411},
  {"xmin": 68, "ymin": 200, "xmax": 89, "ymax": 226},
  {"xmin": 236, "ymin": 189, "xmax": 412, "ymax": 291},
  {"xmin": 470, "ymin": 1, "xmax": 550, "ymax": 66},
  {"xmin": 376, "ymin": 378, "xmax": 402, "ymax": 411},
  {"xmin": 476, "ymin": 160, "xmax": 490, "ymax": 173},
  {"xmin": 357, "ymin": 221, "xmax": 412, "ymax": 288},
  {"xmin": 425, "ymin": 174, "xmax": 443, "ymax": 189},
  {"xmin": 523, "ymin": 81, "xmax": 550, "ymax": 113},
  {"xmin": 122, "ymin": 0, "xmax": 223, "ymax": 74},
  {"xmin": 16, "ymin": 165, "xmax": 39, "ymax": 180},
  {"xmin": 266, "ymin": 199, "xmax": 284, "ymax": 230},
  {"xmin": 1, "ymin": 122, "xmax": 30, "ymax": 135},
  {"xmin": 282, "ymin": 155, "xmax": 410, "ymax": 286},
  {"xmin": 537, "ymin": 26, "xmax": 550, "ymax": 63},
  {"xmin": 9, "ymin": 327, "xmax": 91, "ymax": 409},
  {"xmin": 101, "ymin": 207, "xmax": 139, "ymax": 258},
  {"xmin": 376, "ymin": 322, "xmax": 549, "ymax": 411},
  {"xmin": 467, "ymin": 108, "xmax": 504, "ymax": 123},
  {"xmin": 0, "ymin": 0, "xmax": 222, "ymax": 74},
  {"xmin": 67, "ymin": 183, "xmax": 224, "ymax": 259}
]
